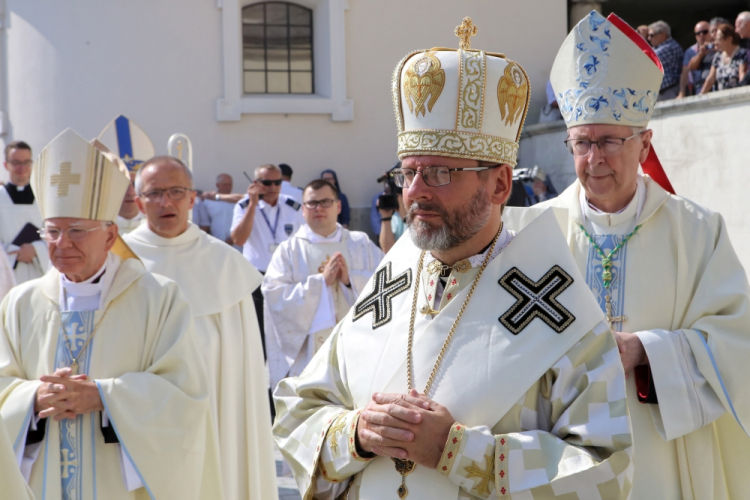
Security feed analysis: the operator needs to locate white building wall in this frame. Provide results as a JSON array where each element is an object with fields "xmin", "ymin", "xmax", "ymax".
[{"xmin": 3, "ymin": 0, "xmax": 567, "ymax": 226}]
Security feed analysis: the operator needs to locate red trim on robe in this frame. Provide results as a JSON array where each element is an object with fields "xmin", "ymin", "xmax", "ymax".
[{"xmin": 635, "ymin": 365, "xmax": 658, "ymax": 404}]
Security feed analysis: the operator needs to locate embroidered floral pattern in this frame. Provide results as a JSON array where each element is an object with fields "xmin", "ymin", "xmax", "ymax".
[
  {"xmin": 437, "ymin": 422, "xmax": 465, "ymax": 475},
  {"xmin": 495, "ymin": 435, "xmax": 510, "ymax": 497},
  {"xmin": 556, "ymin": 11, "xmax": 656, "ymax": 125}
]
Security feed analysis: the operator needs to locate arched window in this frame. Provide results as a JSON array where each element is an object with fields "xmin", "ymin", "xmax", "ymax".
[{"xmin": 243, "ymin": 2, "xmax": 314, "ymax": 94}]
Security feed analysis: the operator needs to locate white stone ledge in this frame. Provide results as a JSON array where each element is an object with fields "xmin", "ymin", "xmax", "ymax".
[{"xmin": 652, "ymin": 86, "xmax": 750, "ymax": 118}]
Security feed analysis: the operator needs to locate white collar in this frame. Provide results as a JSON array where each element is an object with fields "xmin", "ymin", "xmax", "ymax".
[
  {"xmin": 58, "ymin": 252, "xmax": 120, "ymax": 310},
  {"xmin": 298, "ymin": 223, "xmax": 342, "ymax": 244},
  {"xmin": 579, "ymin": 175, "xmax": 646, "ymax": 229},
  {"xmin": 423, "ymin": 225, "xmax": 514, "ymax": 269}
]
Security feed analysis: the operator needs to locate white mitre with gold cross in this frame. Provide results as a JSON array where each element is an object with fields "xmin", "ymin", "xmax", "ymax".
[
  {"xmin": 31, "ymin": 128, "xmax": 130, "ymax": 222},
  {"xmin": 550, "ymin": 11, "xmax": 664, "ymax": 128},
  {"xmin": 393, "ymin": 17, "xmax": 531, "ymax": 167}
]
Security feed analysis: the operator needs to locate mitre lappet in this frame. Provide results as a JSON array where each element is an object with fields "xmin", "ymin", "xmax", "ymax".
[{"xmin": 392, "ymin": 17, "xmax": 531, "ymax": 166}]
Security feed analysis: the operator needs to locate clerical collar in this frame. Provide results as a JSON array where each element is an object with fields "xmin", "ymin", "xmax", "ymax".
[
  {"xmin": 580, "ymin": 175, "xmax": 646, "ymax": 230},
  {"xmin": 423, "ymin": 225, "xmax": 514, "ymax": 274},
  {"xmin": 58, "ymin": 253, "xmax": 120, "ymax": 312},
  {"xmin": 5, "ymin": 182, "xmax": 35, "ymax": 204},
  {"xmin": 299, "ymin": 223, "xmax": 342, "ymax": 244}
]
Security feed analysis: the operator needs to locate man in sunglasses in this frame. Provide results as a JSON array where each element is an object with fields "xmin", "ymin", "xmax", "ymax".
[
  {"xmin": 263, "ymin": 179, "xmax": 382, "ymax": 407},
  {"xmin": 508, "ymin": 10, "xmax": 750, "ymax": 498},
  {"xmin": 678, "ymin": 20, "xmax": 716, "ymax": 98},
  {"xmin": 275, "ymin": 19, "xmax": 633, "ymax": 500},
  {"xmin": 0, "ymin": 140, "xmax": 51, "ymax": 283},
  {"xmin": 124, "ymin": 156, "xmax": 278, "ymax": 499}
]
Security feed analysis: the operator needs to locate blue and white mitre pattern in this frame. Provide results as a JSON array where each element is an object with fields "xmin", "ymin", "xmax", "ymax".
[{"xmin": 550, "ymin": 11, "xmax": 664, "ymax": 127}]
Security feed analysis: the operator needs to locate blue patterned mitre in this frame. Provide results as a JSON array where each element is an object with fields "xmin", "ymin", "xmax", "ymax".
[{"xmin": 550, "ymin": 11, "xmax": 664, "ymax": 128}]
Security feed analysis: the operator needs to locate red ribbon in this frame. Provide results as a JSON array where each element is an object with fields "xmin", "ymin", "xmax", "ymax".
[{"xmin": 641, "ymin": 145, "xmax": 675, "ymax": 195}]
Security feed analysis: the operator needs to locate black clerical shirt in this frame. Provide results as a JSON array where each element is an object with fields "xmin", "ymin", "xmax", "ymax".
[{"xmin": 5, "ymin": 183, "xmax": 35, "ymax": 204}]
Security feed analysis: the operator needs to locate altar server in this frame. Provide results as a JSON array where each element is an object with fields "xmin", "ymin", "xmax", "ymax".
[
  {"xmin": 0, "ymin": 129, "xmax": 222, "ymax": 499},
  {"xmin": 125, "ymin": 156, "xmax": 278, "ymax": 500},
  {"xmin": 506, "ymin": 11, "xmax": 750, "ymax": 499},
  {"xmin": 262, "ymin": 179, "xmax": 383, "ymax": 391},
  {"xmin": 274, "ymin": 19, "xmax": 634, "ymax": 500}
]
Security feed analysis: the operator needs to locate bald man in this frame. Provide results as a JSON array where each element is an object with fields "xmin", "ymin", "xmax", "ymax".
[
  {"xmin": 125, "ymin": 157, "xmax": 278, "ymax": 500},
  {"xmin": 196, "ymin": 173, "xmax": 243, "ymax": 246}
]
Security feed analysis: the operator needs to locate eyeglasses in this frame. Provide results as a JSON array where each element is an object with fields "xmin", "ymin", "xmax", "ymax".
[
  {"xmin": 392, "ymin": 164, "xmax": 500, "ymax": 188},
  {"xmin": 258, "ymin": 179, "xmax": 283, "ymax": 186},
  {"xmin": 695, "ymin": 29, "xmax": 709, "ymax": 36},
  {"xmin": 564, "ymin": 131, "xmax": 645, "ymax": 157},
  {"xmin": 38, "ymin": 224, "xmax": 108, "ymax": 242},
  {"xmin": 302, "ymin": 198, "xmax": 338, "ymax": 209},
  {"xmin": 139, "ymin": 186, "xmax": 193, "ymax": 202},
  {"xmin": 8, "ymin": 160, "xmax": 33, "ymax": 168}
]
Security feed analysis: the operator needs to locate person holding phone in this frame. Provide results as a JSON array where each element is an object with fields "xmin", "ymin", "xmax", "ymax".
[{"xmin": 231, "ymin": 164, "xmax": 304, "ymax": 367}]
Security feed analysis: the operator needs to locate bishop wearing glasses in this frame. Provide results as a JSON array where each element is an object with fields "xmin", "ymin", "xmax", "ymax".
[
  {"xmin": 262, "ymin": 179, "xmax": 382, "ymax": 395},
  {"xmin": 273, "ymin": 20, "xmax": 634, "ymax": 500},
  {"xmin": 506, "ymin": 11, "xmax": 750, "ymax": 498},
  {"xmin": 0, "ymin": 129, "xmax": 222, "ymax": 499},
  {"xmin": 123, "ymin": 157, "xmax": 278, "ymax": 500}
]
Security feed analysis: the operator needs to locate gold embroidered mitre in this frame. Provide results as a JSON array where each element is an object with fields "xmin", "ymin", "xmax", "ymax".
[
  {"xmin": 392, "ymin": 17, "xmax": 530, "ymax": 166},
  {"xmin": 31, "ymin": 128, "xmax": 131, "ymax": 222}
]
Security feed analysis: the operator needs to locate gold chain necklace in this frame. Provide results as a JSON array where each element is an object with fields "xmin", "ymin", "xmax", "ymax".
[{"xmin": 392, "ymin": 223, "xmax": 503, "ymax": 499}]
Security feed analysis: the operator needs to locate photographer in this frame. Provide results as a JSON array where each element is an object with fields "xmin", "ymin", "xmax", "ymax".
[{"xmin": 376, "ymin": 165, "xmax": 406, "ymax": 253}]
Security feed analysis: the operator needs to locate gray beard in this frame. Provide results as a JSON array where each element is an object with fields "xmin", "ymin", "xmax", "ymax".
[{"xmin": 405, "ymin": 187, "xmax": 491, "ymax": 252}]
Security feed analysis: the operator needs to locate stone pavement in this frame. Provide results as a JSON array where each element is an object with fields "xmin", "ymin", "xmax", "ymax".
[{"xmin": 275, "ymin": 444, "xmax": 302, "ymax": 500}]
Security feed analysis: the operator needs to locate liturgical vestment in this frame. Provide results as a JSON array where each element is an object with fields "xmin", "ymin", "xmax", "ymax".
[
  {"xmin": 0, "ymin": 415, "xmax": 33, "ymax": 499},
  {"xmin": 262, "ymin": 224, "xmax": 383, "ymax": 390},
  {"xmin": 274, "ymin": 211, "xmax": 634, "ymax": 500},
  {"xmin": 506, "ymin": 174, "xmax": 750, "ymax": 499},
  {"xmin": 0, "ymin": 185, "xmax": 50, "ymax": 283},
  {"xmin": 0, "ymin": 253, "xmax": 223, "ymax": 499},
  {"xmin": 124, "ymin": 223, "xmax": 278, "ymax": 500}
]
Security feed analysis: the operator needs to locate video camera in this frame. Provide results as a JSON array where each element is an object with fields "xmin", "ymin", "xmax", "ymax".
[{"xmin": 376, "ymin": 162, "xmax": 402, "ymax": 211}]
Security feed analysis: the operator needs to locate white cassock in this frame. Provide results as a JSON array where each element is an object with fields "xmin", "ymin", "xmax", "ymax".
[
  {"xmin": 0, "ymin": 252, "xmax": 223, "ymax": 499},
  {"xmin": 0, "ymin": 416, "xmax": 33, "ymax": 500},
  {"xmin": 505, "ymin": 174, "xmax": 750, "ymax": 500},
  {"xmin": 124, "ymin": 223, "xmax": 278, "ymax": 500},
  {"xmin": 274, "ymin": 211, "xmax": 634, "ymax": 500},
  {"xmin": 115, "ymin": 212, "xmax": 145, "ymax": 235},
  {"xmin": 0, "ymin": 185, "xmax": 50, "ymax": 283},
  {"xmin": 262, "ymin": 224, "xmax": 383, "ymax": 390}
]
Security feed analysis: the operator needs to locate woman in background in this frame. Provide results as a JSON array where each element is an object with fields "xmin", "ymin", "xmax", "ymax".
[
  {"xmin": 321, "ymin": 169, "xmax": 350, "ymax": 227},
  {"xmin": 701, "ymin": 24, "xmax": 747, "ymax": 93}
]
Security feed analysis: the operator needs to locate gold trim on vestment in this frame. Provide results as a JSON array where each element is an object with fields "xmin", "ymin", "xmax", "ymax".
[
  {"xmin": 457, "ymin": 50, "xmax": 485, "ymax": 133},
  {"xmin": 397, "ymin": 129, "xmax": 519, "ymax": 166}
]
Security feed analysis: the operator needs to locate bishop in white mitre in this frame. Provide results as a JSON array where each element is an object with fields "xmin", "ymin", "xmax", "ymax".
[
  {"xmin": 0, "ymin": 140, "xmax": 50, "ymax": 283},
  {"xmin": 274, "ymin": 22, "xmax": 634, "ymax": 500},
  {"xmin": 262, "ymin": 179, "xmax": 384, "ymax": 391},
  {"xmin": 506, "ymin": 11, "xmax": 750, "ymax": 499},
  {"xmin": 0, "ymin": 129, "xmax": 222, "ymax": 500},
  {"xmin": 124, "ymin": 156, "xmax": 278, "ymax": 500}
]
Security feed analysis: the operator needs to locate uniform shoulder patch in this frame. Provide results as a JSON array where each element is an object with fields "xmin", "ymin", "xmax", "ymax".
[
  {"xmin": 239, "ymin": 199, "xmax": 250, "ymax": 209},
  {"xmin": 498, "ymin": 265, "xmax": 575, "ymax": 335},
  {"xmin": 352, "ymin": 262, "xmax": 412, "ymax": 329},
  {"xmin": 285, "ymin": 198, "xmax": 301, "ymax": 211}
]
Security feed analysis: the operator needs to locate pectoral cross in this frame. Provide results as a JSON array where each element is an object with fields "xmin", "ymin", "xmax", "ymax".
[
  {"xmin": 392, "ymin": 458, "xmax": 416, "ymax": 499},
  {"xmin": 463, "ymin": 454, "xmax": 494, "ymax": 497},
  {"xmin": 50, "ymin": 161, "xmax": 82, "ymax": 197},
  {"xmin": 604, "ymin": 294, "xmax": 626, "ymax": 329},
  {"xmin": 455, "ymin": 17, "xmax": 478, "ymax": 50}
]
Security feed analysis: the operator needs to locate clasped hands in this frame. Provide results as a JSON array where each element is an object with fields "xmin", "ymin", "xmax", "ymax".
[
  {"xmin": 322, "ymin": 252, "xmax": 350, "ymax": 287},
  {"xmin": 356, "ymin": 389, "xmax": 455, "ymax": 469},
  {"xmin": 34, "ymin": 367, "xmax": 104, "ymax": 421}
]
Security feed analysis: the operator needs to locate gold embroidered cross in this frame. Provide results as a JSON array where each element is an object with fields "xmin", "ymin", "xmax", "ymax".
[
  {"xmin": 463, "ymin": 453, "xmax": 494, "ymax": 497},
  {"xmin": 605, "ymin": 294, "xmax": 626, "ymax": 329},
  {"xmin": 455, "ymin": 17, "xmax": 478, "ymax": 50},
  {"xmin": 50, "ymin": 161, "xmax": 81, "ymax": 197},
  {"xmin": 327, "ymin": 415, "xmax": 347, "ymax": 455}
]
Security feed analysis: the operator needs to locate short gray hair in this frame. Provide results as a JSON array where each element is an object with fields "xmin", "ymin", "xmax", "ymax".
[
  {"xmin": 649, "ymin": 21, "xmax": 671, "ymax": 37},
  {"xmin": 711, "ymin": 17, "xmax": 730, "ymax": 27},
  {"xmin": 134, "ymin": 156, "xmax": 193, "ymax": 194},
  {"xmin": 254, "ymin": 164, "xmax": 281, "ymax": 179}
]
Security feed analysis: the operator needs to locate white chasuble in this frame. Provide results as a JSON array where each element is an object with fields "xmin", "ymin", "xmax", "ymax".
[
  {"xmin": 274, "ymin": 210, "xmax": 634, "ymax": 500},
  {"xmin": 263, "ymin": 225, "xmax": 384, "ymax": 390},
  {"xmin": 505, "ymin": 174, "xmax": 750, "ymax": 500},
  {"xmin": 0, "ymin": 186, "xmax": 50, "ymax": 284},
  {"xmin": 0, "ymin": 254, "xmax": 223, "ymax": 500},
  {"xmin": 0, "ymin": 415, "xmax": 33, "ymax": 499},
  {"xmin": 124, "ymin": 223, "xmax": 278, "ymax": 500}
]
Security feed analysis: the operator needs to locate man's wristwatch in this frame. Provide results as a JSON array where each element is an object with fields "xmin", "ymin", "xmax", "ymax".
[{"xmin": 215, "ymin": 194, "xmax": 220, "ymax": 201}]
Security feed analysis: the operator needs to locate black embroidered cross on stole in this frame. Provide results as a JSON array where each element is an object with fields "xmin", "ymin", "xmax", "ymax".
[{"xmin": 353, "ymin": 262, "xmax": 412, "ymax": 329}]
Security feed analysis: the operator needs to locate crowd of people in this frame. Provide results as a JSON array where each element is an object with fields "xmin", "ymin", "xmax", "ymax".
[{"xmin": 0, "ymin": 9, "xmax": 748, "ymax": 500}]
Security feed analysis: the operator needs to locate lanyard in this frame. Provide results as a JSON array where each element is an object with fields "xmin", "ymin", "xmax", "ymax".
[{"xmin": 259, "ymin": 205, "xmax": 281, "ymax": 242}]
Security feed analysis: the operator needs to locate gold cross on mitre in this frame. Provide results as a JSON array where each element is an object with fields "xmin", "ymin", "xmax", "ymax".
[
  {"xmin": 50, "ymin": 161, "xmax": 82, "ymax": 197},
  {"xmin": 175, "ymin": 140, "xmax": 184, "ymax": 160},
  {"xmin": 455, "ymin": 17, "xmax": 478, "ymax": 50}
]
